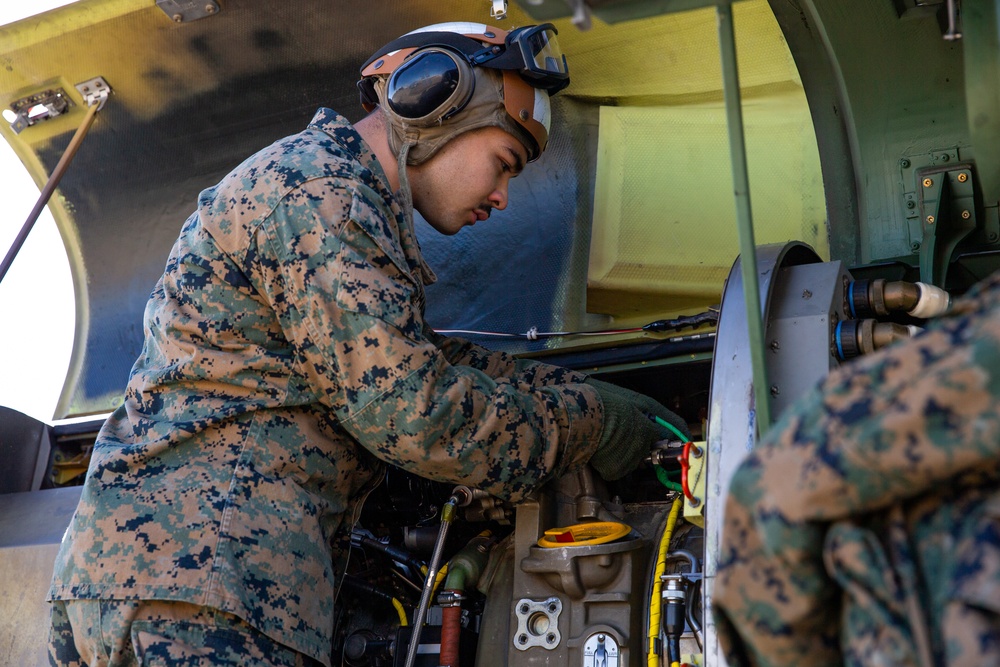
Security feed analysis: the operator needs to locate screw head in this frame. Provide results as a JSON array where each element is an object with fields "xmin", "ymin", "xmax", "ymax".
[
  {"xmin": 927, "ymin": 215, "xmax": 935, "ymax": 224},
  {"xmin": 899, "ymin": 158, "xmax": 911, "ymax": 168},
  {"xmin": 939, "ymin": 154, "xmax": 950, "ymax": 162},
  {"xmin": 172, "ymin": 13, "xmax": 183, "ymax": 21},
  {"xmin": 770, "ymin": 384, "xmax": 780, "ymax": 397},
  {"xmin": 923, "ymin": 178, "xmax": 933, "ymax": 188},
  {"xmin": 906, "ymin": 200, "xmax": 916, "ymax": 209},
  {"xmin": 962, "ymin": 210, "xmax": 971, "ymax": 219},
  {"xmin": 911, "ymin": 241, "xmax": 921, "ymax": 251},
  {"xmin": 958, "ymin": 173, "xmax": 969, "ymax": 182},
  {"xmin": 205, "ymin": 3, "xmax": 216, "ymax": 13}
]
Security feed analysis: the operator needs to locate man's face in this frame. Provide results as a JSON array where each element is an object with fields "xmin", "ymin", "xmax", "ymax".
[{"xmin": 408, "ymin": 126, "xmax": 529, "ymax": 236}]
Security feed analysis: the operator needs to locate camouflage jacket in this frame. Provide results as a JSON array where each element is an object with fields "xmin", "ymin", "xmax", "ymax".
[
  {"xmin": 713, "ymin": 271, "xmax": 1000, "ymax": 667},
  {"xmin": 48, "ymin": 108, "xmax": 603, "ymax": 665}
]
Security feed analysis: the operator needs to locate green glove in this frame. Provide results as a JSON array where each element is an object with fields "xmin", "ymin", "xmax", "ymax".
[
  {"xmin": 587, "ymin": 381, "xmax": 663, "ymax": 481},
  {"xmin": 586, "ymin": 378, "xmax": 692, "ymax": 442}
]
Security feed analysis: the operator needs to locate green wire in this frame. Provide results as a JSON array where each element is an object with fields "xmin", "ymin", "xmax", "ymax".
[
  {"xmin": 653, "ymin": 415, "xmax": 688, "ymax": 442},
  {"xmin": 654, "ymin": 465, "xmax": 684, "ymax": 493}
]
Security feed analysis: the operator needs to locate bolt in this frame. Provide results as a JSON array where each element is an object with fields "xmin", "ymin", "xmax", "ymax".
[
  {"xmin": 205, "ymin": 3, "xmax": 216, "ymax": 13},
  {"xmin": 939, "ymin": 153, "xmax": 950, "ymax": 162},
  {"xmin": 770, "ymin": 384, "xmax": 780, "ymax": 397},
  {"xmin": 519, "ymin": 634, "xmax": 528, "ymax": 645},
  {"xmin": 82, "ymin": 86, "xmax": 89, "ymax": 92},
  {"xmin": 172, "ymin": 13, "xmax": 183, "ymax": 22},
  {"xmin": 923, "ymin": 178, "xmax": 933, "ymax": 188},
  {"xmin": 899, "ymin": 158, "xmax": 910, "ymax": 168},
  {"xmin": 927, "ymin": 215, "xmax": 935, "ymax": 224},
  {"xmin": 546, "ymin": 634, "xmax": 556, "ymax": 643},
  {"xmin": 906, "ymin": 200, "xmax": 916, "ymax": 209},
  {"xmin": 802, "ymin": 289, "xmax": 813, "ymax": 299},
  {"xmin": 962, "ymin": 210, "xmax": 971, "ymax": 219},
  {"xmin": 769, "ymin": 340, "xmax": 780, "ymax": 352},
  {"xmin": 548, "ymin": 602, "xmax": 557, "ymax": 612},
  {"xmin": 688, "ymin": 497, "xmax": 701, "ymax": 508},
  {"xmin": 911, "ymin": 241, "xmax": 921, "ymax": 252},
  {"xmin": 958, "ymin": 173, "xmax": 969, "ymax": 183},
  {"xmin": 519, "ymin": 603, "xmax": 529, "ymax": 614}
]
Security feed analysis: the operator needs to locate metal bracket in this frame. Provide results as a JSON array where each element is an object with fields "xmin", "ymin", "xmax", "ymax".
[
  {"xmin": 916, "ymin": 163, "xmax": 977, "ymax": 285},
  {"xmin": 5, "ymin": 88, "xmax": 71, "ymax": 134},
  {"xmin": 156, "ymin": 0, "xmax": 220, "ymax": 23},
  {"xmin": 75, "ymin": 77, "xmax": 112, "ymax": 110}
]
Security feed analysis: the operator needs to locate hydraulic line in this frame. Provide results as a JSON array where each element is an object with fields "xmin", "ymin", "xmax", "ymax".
[
  {"xmin": 648, "ymin": 498, "xmax": 683, "ymax": 667},
  {"xmin": 404, "ymin": 495, "xmax": 459, "ymax": 667},
  {"xmin": 439, "ymin": 530, "xmax": 495, "ymax": 667},
  {"xmin": 0, "ymin": 100, "xmax": 101, "ymax": 286}
]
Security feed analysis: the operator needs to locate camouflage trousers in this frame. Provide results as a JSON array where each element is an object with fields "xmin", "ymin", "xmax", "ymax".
[{"xmin": 48, "ymin": 600, "xmax": 323, "ymax": 667}]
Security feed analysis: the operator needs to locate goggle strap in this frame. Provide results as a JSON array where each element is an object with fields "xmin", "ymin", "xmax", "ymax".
[{"xmin": 360, "ymin": 30, "xmax": 505, "ymax": 74}]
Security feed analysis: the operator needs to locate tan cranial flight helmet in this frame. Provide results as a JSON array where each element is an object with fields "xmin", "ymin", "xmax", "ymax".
[{"xmin": 357, "ymin": 21, "xmax": 570, "ymax": 167}]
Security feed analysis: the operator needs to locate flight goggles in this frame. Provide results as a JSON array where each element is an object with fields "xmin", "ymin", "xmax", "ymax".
[{"xmin": 359, "ymin": 23, "xmax": 570, "ymax": 105}]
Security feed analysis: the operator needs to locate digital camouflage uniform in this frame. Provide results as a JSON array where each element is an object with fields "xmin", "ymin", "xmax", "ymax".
[
  {"xmin": 713, "ymin": 271, "xmax": 1000, "ymax": 667},
  {"xmin": 48, "ymin": 108, "xmax": 603, "ymax": 666}
]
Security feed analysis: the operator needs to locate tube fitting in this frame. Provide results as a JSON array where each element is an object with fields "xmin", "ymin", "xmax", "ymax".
[
  {"xmin": 835, "ymin": 319, "xmax": 922, "ymax": 360},
  {"xmin": 847, "ymin": 279, "xmax": 951, "ymax": 319}
]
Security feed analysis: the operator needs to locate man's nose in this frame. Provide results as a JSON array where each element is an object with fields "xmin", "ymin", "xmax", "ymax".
[{"xmin": 489, "ymin": 184, "xmax": 508, "ymax": 211}]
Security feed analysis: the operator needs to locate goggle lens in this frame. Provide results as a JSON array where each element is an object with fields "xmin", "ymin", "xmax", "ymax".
[
  {"xmin": 387, "ymin": 50, "xmax": 464, "ymax": 120},
  {"xmin": 521, "ymin": 27, "xmax": 567, "ymax": 77}
]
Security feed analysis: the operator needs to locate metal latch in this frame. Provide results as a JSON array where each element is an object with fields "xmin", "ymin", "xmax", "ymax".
[{"xmin": 4, "ymin": 88, "xmax": 71, "ymax": 134}]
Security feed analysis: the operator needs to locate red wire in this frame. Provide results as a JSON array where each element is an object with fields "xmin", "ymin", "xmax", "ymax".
[{"xmin": 679, "ymin": 441, "xmax": 697, "ymax": 503}]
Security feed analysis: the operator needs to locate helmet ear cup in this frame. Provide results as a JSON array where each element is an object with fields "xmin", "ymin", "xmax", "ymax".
[{"xmin": 385, "ymin": 47, "xmax": 476, "ymax": 126}]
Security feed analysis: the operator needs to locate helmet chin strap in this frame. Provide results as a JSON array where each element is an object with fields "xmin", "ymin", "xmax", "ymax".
[{"xmin": 395, "ymin": 140, "xmax": 416, "ymax": 216}]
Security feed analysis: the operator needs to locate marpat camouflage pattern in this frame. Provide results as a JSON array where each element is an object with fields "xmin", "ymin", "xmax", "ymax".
[
  {"xmin": 713, "ymin": 271, "xmax": 1000, "ymax": 666},
  {"xmin": 48, "ymin": 108, "xmax": 602, "ymax": 665}
]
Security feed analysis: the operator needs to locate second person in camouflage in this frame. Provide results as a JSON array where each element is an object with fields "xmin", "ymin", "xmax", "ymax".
[{"xmin": 713, "ymin": 270, "xmax": 1000, "ymax": 667}]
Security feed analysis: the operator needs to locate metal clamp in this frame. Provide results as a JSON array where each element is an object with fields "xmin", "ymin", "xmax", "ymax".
[{"xmin": 436, "ymin": 590, "xmax": 465, "ymax": 607}]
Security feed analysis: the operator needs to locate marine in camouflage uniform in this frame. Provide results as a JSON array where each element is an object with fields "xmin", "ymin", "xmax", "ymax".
[
  {"xmin": 713, "ymin": 270, "xmax": 1000, "ymax": 667},
  {"xmin": 48, "ymin": 22, "xmax": 674, "ymax": 667}
]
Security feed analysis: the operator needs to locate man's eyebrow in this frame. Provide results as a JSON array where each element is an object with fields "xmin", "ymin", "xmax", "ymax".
[{"xmin": 506, "ymin": 146, "xmax": 525, "ymax": 174}]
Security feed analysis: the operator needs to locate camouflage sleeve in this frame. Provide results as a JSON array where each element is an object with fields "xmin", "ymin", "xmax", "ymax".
[
  {"xmin": 251, "ymin": 180, "xmax": 603, "ymax": 503},
  {"xmin": 423, "ymin": 325, "xmax": 592, "ymax": 388},
  {"xmin": 713, "ymin": 273, "xmax": 1000, "ymax": 667}
]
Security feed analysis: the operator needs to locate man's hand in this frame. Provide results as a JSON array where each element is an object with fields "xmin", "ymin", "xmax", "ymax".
[{"xmin": 586, "ymin": 378, "xmax": 690, "ymax": 480}]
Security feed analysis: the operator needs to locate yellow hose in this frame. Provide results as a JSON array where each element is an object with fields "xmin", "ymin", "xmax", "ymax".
[
  {"xmin": 648, "ymin": 498, "xmax": 683, "ymax": 667},
  {"xmin": 392, "ymin": 597, "xmax": 409, "ymax": 627},
  {"xmin": 432, "ymin": 563, "xmax": 449, "ymax": 598}
]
